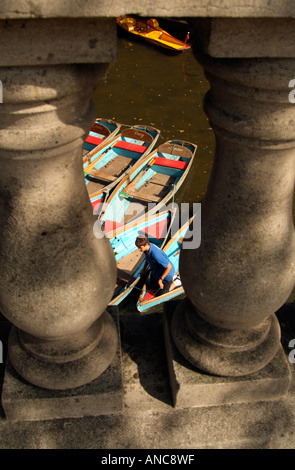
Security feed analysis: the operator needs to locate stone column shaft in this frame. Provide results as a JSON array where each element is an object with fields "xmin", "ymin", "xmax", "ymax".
[
  {"xmin": 172, "ymin": 20, "xmax": 295, "ymax": 377},
  {"xmin": 0, "ymin": 18, "xmax": 119, "ymax": 390}
]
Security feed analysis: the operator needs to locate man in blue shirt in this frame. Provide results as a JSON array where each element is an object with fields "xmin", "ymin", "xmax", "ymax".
[{"xmin": 135, "ymin": 235, "xmax": 176, "ymax": 295}]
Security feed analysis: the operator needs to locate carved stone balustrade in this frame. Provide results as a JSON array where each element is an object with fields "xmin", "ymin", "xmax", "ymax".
[
  {"xmin": 1, "ymin": 4, "xmax": 295, "ymax": 426},
  {"xmin": 0, "ymin": 18, "xmax": 119, "ymax": 391},
  {"xmin": 173, "ymin": 19, "xmax": 295, "ymax": 378}
]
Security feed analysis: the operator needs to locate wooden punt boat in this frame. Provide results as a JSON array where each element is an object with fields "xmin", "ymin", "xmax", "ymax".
[
  {"xmin": 82, "ymin": 118, "xmax": 121, "ymax": 156},
  {"xmin": 84, "ymin": 125, "xmax": 161, "ymax": 215},
  {"xmin": 116, "ymin": 16, "xmax": 190, "ymax": 53},
  {"xmin": 136, "ymin": 215, "xmax": 195, "ymax": 313},
  {"xmin": 108, "ymin": 209, "xmax": 176, "ymax": 307},
  {"xmin": 99, "ymin": 140, "xmax": 197, "ymax": 232}
]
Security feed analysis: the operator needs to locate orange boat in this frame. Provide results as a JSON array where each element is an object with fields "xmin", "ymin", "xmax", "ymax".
[{"xmin": 116, "ymin": 16, "xmax": 190, "ymax": 53}]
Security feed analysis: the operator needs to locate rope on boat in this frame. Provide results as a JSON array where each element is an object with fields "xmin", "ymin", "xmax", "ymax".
[{"xmin": 132, "ymin": 284, "xmax": 161, "ymax": 294}]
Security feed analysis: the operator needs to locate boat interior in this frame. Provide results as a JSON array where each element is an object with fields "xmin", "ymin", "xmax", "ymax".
[
  {"xmin": 121, "ymin": 144, "xmax": 192, "ymax": 223},
  {"xmin": 85, "ymin": 127, "xmax": 156, "ymax": 197},
  {"xmin": 112, "ymin": 225, "xmax": 167, "ymax": 301}
]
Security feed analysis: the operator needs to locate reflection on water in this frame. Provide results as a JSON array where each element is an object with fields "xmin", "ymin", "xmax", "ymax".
[{"xmin": 92, "ymin": 32, "xmax": 295, "ymax": 305}]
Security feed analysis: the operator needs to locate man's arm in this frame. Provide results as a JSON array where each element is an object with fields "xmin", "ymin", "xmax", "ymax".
[{"xmin": 158, "ymin": 262, "xmax": 172, "ymax": 289}]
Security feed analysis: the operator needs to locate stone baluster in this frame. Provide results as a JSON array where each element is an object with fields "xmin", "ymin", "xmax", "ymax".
[
  {"xmin": 0, "ymin": 18, "xmax": 118, "ymax": 390},
  {"xmin": 172, "ymin": 19, "xmax": 295, "ymax": 377}
]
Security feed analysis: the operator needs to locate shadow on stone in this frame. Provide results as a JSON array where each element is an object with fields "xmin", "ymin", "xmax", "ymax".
[
  {"xmin": 276, "ymin": 302, "xmax": 295, "ymax": 354},
  {"xmin": 0, "ymin": 317, "xmax": 11, "ymax": 418},
  {"xmin": 120, "ymin": 311, "xmax": 173, "ymax": 408},
  {"xmin": 163, "ymin": 299, "xmax": 292, "ymax": 409},
  {"xmin": 1, "ymin": 313, "xmax": 123, "ymax": 422}
]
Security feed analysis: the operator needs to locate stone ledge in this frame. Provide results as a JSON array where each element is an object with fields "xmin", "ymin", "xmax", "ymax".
[
  {"xmin": 0, "ymin": 18, "xmax": 116, "ymax": 66},
  {"xmin": 0, "ymin": 1, "xmax": 295, "ymax": 19},
  {"xmin": 192, "ymin": 18, "xmax": 295, "ymax": 57},
  {"xmin": 1, "ymin": 309, "xmax": 295, "ymax": 447},
  {"xmin": 163, "ymin": 300, "xmax": 292, "ymax": 409}
]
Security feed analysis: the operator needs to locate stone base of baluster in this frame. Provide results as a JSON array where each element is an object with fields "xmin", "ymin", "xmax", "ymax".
[
  {"xmin": 2, "ymin": 311, "xmax": 123, "ymax": 421},
  {"xmin": 172, "ymin": 298, "xmax": 282, "ymax": 377},
  {"xmin": 164, "ymin": 299, "xmax": 291, "ymax": 408}
]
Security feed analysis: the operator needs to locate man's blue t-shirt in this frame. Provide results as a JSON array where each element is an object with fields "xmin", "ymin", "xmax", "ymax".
[{"xmin": 145, "ymin": 243, "xmax": 175, "ymax": 282}]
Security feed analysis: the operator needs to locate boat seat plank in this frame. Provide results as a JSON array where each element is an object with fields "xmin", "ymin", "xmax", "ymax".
[
  {"xmin": 154, "ymin": 157, "xmax": 188, "ymax": 170},
  {"xmin": 117, "ymin": 250, "xmax": 143, "ymax": 272},
  {"xmin": 117, "ymin": 268, "xmax": 136, "ymax": 283},
  {"xmin": 114, "ymin": 140, "xmax": 147, "ymax": 153},
  {"xmin": 87, "ymin": 169, "xmax": 117, "ymax": 182},
  {"xmin": 85, "ymin": 135, "xmax": 104, "ymax": 146},
  {"xmin": 130, "ymin": 174, "xmax": 172, "ymax": 202},
  {"xmin": 86, "ymin": 180, "xmax": 105, "ymax": 195},
  {"xmin": 125, "ymin": 171, "xmax": 174, "ymax": 203},
  {"xmin": 131, "ymin": 193, "xmax": 160, "ymax": 203},
  {"xmin": 149, "ymin": 173, "xmax": 172, "ymax": 185},
  {"xmin": 103, "ymin": 155, "xmax": 133, "ymax": 176}
]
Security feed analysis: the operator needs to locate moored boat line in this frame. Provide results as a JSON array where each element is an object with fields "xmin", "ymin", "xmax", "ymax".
[
  {"xmin": 83, "ymin": 119, "xmax": 198, "ymax": 312},
  {"xmin": 83, "ymin": 124, "xmax": 161, "ymax": 215},
  {"xmin": 99, "ymin": 139, "xmax": 197, "ymax": 228}
]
